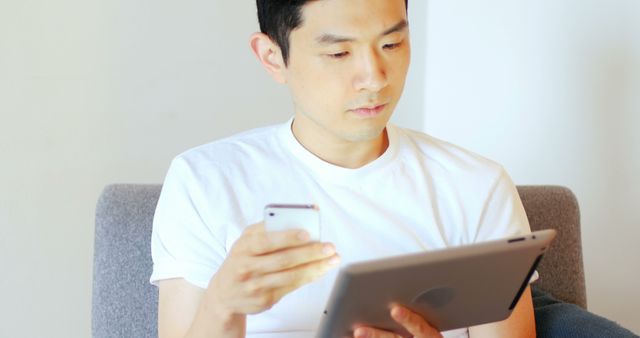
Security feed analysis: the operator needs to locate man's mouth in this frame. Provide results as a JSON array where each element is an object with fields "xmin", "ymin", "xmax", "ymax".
[{"xmin": 349, "ymin": 103, "xmax": 388, "ymax": 117}]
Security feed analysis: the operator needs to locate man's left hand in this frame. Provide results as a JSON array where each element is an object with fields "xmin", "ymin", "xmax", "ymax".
[{"xmin": 353, "ymin": 304, "xmax": 444, "ymax": 338}]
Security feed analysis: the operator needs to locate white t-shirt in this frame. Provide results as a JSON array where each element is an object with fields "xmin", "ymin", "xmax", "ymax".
[{"xmin": 151, "ymin": 118, "xmax": 532, "ymax": 338}]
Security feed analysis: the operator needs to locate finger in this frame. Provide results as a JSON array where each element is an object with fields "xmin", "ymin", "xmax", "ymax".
[
  {"xmin": 254, "ymin": 254, "xmax": 340, "ymax": 295},
  {"xmin": 243, "ymin": 222, "xmax": 265, "ymax": 234},
  {"xmin": 234, "ymin": 255, "xmax": 339, "ymax": 311},
  {"xmin": 390, "ymin": 305, "xmax": 443, "ymax": 338},
  {"xmin": 249, "ymin": 242, "xmax": 337, "ymax": 274},
  {"xmin": 243, "ymin": 222, "xmax": 309, "ymax": 239},
  {"xmin": 353, "ymin": 326, "xmax": 401, "ymax": 338},
  {"xmin": 236, "ymin": 228, "xmax": 312, "ymax": 256}
]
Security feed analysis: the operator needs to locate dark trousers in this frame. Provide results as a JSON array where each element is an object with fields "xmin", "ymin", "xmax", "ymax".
[{"xmin": 533, "ymin": 287, "xmax": 638, "ymax": 338}]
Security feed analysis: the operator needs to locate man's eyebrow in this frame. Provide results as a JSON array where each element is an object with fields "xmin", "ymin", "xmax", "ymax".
[
  {"xmin": 316, "ymin": 34, "xmax": 355, "ymax": 45},
  {"xmin": 315, "ymin": 19, "xmax": 409, "ymax": 45},
  {"xmin": 380, "ymin": 20, "xmax": 408, "ymax": 36}
]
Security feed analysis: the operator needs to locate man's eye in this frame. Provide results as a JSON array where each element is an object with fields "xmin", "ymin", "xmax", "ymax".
[
  {"xmin": 383, "ymin": 42, "xmax": 402, "ymax": 50},
  {"xmin": 327, "ymin": 51, "xmax": 349, "ymax": 59}
]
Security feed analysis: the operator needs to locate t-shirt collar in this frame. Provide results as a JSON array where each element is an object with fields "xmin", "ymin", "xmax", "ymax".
[{"xmin": 278, "ymin": 117, "xmax": 399, "ymax": 184}]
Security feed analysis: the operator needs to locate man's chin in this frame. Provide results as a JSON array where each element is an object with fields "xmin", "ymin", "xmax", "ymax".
[{"xmin": 341, "ymin": 125, "xmax": 387, "ymax": 143}]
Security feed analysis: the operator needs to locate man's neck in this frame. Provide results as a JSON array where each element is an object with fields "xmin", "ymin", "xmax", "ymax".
[{"xmin": 291, "ymin": 118, "xmax": 389, "ymax": 169}]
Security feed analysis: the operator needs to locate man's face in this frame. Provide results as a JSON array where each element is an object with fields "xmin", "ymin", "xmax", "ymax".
[{"xmin": 283, "ymin": 0, "xmax": 410, "ymax": 144}]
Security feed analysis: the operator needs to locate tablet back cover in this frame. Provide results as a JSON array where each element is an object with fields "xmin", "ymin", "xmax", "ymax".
[{"xmin": 316, "ymin": 229, "xmax": 556, "ymax": 338}]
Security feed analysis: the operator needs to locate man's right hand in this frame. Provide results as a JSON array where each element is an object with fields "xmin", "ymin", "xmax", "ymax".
[{"xmin": 206, "ymin": 222, "xmax": 341, "ymax": 316}]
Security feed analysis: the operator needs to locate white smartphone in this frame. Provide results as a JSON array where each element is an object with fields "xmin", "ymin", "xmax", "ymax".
[{"xmin": 264, "ymin": 204, "xmax": 321, "ymax": 241}]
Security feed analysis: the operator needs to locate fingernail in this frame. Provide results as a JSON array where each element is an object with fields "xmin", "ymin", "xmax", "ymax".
[
  {"xmin": 355, "ymin": 328, "xmax": 369, "ymax": 338},
  {"xmin": 328, "ymin": 255, "xmax": 341, "ymax": 265},
  {"xmin": 393, "ymin": 306, "xmax": 406, "ymax": 319},
  {"xmin": 322, "ymin": 243, "xmax": 335, "ymax": 255},
  {"xmin": 297, "ymin": 231, "xmax": 310, "ymax": 241}
]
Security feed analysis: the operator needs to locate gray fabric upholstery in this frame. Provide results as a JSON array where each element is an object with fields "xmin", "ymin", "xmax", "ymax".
[
  {"xmin": 517, "ymin": 186, "xmax": 587, "ymax": 308},
  {"xmin": 92, "ymin": 184, "xmax": 162, "ymax": 338},
  {"xmin": 92, "ymin": 184, "xmax": 587, "ymax": 337}
]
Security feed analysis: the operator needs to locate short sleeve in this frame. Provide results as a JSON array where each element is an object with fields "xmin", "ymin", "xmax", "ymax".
[
  {"xmin": 474, "ymin": 168, "xmax": 531, "ymax": 242},
  {"xmin": 150, "ymin": 157, "xmax": 227, "ymax": 289},
  {"xmin": 474, "ymin": 168, "xmax": 539, "ymax": 284}
]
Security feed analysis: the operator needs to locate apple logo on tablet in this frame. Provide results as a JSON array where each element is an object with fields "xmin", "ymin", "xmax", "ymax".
[{"xmin": 412, "ymin": 286, "xmax": 455, "ymax": 308}]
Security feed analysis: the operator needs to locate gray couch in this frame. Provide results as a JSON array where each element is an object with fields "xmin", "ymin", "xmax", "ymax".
[{"xmin": 92, "ymin": 185, "xmax": 587, "ymax": 338}]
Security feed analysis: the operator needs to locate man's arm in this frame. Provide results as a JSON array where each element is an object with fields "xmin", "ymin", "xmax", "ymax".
[
  {"xmin": 157, "ymin": 223, "xmax": 340, "ymax": 338},
  {"xmin": 159, "ymin": 278, "xmax": 246, "ymax": 338},
  {"xmin": 468, "ymin": 286, "xmax": 536, "ymax": 338}
]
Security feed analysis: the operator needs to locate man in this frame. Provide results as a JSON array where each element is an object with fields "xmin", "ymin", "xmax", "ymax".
[{"xmin": 151, "ymin": 0, "xmax": 536, "ymax": 337}]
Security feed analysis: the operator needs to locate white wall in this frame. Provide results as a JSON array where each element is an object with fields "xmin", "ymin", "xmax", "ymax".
[
  {"xmin": 0, "ymin": 1, "xmax": 282, "ymax": 337},
  {"xmin": 0, "ymin": 1, "xmax": 424, "ymax": 337},
  {"xmin": 422, "ymin": 0, "xmax": 640, "ymax": 333}
]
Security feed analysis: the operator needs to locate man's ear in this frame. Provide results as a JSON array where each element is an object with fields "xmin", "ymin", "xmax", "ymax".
[{"xmin": 250, "ymin": 32, "xmax": 287, "ymax": 84}]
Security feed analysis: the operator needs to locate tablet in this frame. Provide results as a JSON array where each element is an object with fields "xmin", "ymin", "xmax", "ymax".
[{"xmin": 316, "ymin": 229, "xmax": 556, "ymax": 338}]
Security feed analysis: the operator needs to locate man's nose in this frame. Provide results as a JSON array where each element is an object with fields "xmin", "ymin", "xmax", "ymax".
[{"xmin": 353, "ymin": 48, "xmax": 388, "ymax": 92}]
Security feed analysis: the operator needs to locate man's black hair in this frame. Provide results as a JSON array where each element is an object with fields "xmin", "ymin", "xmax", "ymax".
[{"xmin": 256, "ymin": 0, "xmax": 408, "ymax": 66}]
